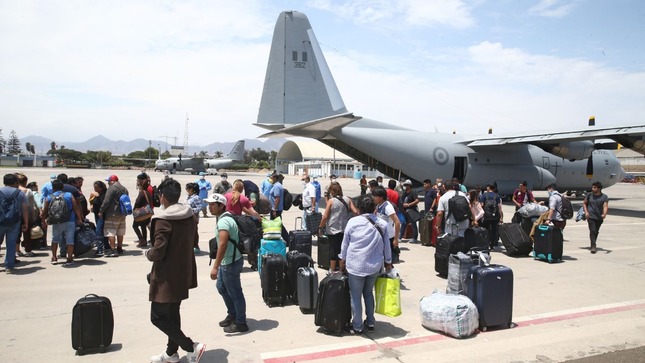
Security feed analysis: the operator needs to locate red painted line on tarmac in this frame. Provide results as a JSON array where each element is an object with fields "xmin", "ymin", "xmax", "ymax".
[{"xmin": 263, "ymin": 302, "xmax": 645, "ymax": 363}]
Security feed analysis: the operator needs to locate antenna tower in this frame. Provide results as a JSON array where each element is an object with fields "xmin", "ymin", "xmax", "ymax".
[{"xmin": 183, "ymin": 113, "xmax": 189, "ymax": 150}]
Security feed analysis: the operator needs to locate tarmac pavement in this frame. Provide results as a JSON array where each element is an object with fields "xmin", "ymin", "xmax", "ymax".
[{"xmin": 1, "ymin": 168, "xmax": 644, "ymax": 363}]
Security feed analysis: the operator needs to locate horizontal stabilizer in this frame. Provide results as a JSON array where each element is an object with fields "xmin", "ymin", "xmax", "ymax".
[{"xmin": 254, "ymin": 113, "xmax": 361, "ymax": 139}]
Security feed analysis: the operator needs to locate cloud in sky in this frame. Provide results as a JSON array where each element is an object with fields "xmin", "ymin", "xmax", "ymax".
[{"xmin": 1, "ymin": 0, "xmax": 643, "ymax": 149}]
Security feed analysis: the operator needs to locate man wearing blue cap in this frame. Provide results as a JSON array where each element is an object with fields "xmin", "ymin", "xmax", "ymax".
[
  {"xmin": 40, "ymin": 173, "xmax": 57, "ymax": 205},
  {"xmin": 195, "ymin": 172, "xmax": 211, "ymax": 217}
]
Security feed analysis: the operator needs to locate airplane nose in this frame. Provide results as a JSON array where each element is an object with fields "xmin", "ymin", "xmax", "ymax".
[{"xmin": 615, "ymin": 166, "xmax": 626, "ymax": 182}]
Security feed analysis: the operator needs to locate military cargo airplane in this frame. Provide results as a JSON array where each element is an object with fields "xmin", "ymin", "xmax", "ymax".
[
  {"xmin": 204, "ymin": 140, "xmax": 245, "ymax": 170},
  {"xmin": 254, "ymin": 11, "xmax": 645, "ymax": 195},
  {"xmin": 154, "ymin": 155, "xmax": 205, "ymax": 174}
]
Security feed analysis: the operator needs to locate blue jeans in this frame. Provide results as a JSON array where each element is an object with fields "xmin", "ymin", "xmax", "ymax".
[
  {"xmin": 216, "ymin": 257, "xmax": 246, "ymax": 324},
  {"xmin": 0, "ymin": 223, "xmax": 20, "ymax": 269},
  {"xmin": 348, "ymin": 271, "xmax": 379, "ymax": 331}
]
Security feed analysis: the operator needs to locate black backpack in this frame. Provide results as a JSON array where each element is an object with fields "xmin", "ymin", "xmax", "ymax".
[
  {"xmin": 483, "ymin": 193, "xmax": 500, "ymax": 221},
  {"xmin": 48, "ymin": 193, "xmax": 71, "ymax": 224},
  {"xmin": 208, "ymin": 212, "xmax": 246, "ymax": 263},
  {"xmin": 151, "ymin": 186, "xmax": 161, "ymax": 207},
  {"xmin": 282, "ymin": 188, "xmax": 293, "ymax": 211},
  {"xmin": 558, "ymin": 194, "xmax": 574, "ymax": 220},
  {"xmin": 0, "ymin": 189, "xmax": 21, "ymax": 226},
  {"xmin": 448, "ymin": 191, "xmax": 471, "ymax": 222}
]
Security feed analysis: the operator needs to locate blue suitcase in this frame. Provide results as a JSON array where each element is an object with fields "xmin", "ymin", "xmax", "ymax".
[
  {"xmin": 533, "ymin": 225, "xmax": 563, "ymax": 263},
  {"xmin": 466, "ymin": 264, "xmax": 513, "ymax": 331},
  {"xmin": 258, "ymin": 239, "xmax": 286, "ymax": 276}
]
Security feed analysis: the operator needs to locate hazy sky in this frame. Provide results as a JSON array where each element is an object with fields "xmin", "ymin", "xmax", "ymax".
[{"xmin": 1, "ymin": 0, "xmax": 644, "ymax": 149}]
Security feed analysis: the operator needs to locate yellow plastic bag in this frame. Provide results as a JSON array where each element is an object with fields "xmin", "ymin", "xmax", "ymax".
[
  {"xmin": 375, "ymin": 276, "xmax": 402, "ymax": 317},
  {"xmin": 261, "ymin": 217, "xmax": 282, "ymax": 239}
]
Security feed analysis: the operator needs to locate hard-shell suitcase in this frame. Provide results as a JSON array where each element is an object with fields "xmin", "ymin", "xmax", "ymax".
[
  {"xmin": 434, "ymin": 234, "xmax": 466, "ymax": 277},
  {"xmin": 286, "ymin": 250, "xmax": 314, "ymax": 303},
  {"xmin": 466, "ymin": 264, "xmax": 513, "ymax": 331},
  {"xmin": 315, "ymin": 273, "xmax": 351, "ymax": 335},
  {"xmin": 533, "ymin": 225, "xmax": 563, "ymax": 263},
  {"xmin": 297, "ymin": 266, "xmax": 318, "ymax": 313},
  {"xmin": 498, "ymin": 223, "xmax": 532, "ymax": 256},
  {"xmin": 304, "ymin": 212, "xmax": 323, "ymax": 235},
  {"xmin": 317, "ymin": 234, "xmax": 331, "ymax": 270},
  {"xmin": 258, "ymin": 238, "xmax": 286, "ymax": 276},
  {"xmin": 419, "ymin": 213, "xmax": 434, "ymax": 246},
  {"xmin": 289, "ymin": 218, "xmax": 313, "ymax": 257},
  {"xmin": 261, "ymin": 253, "xmax": 288, "ymax": 307},
  {"xmin": 71, "ymin": 294, "xmax": 114, "ymax": 355},
  {"xmin": 464, "ymin": 227, "xmax": 489, "ymax": 250}
]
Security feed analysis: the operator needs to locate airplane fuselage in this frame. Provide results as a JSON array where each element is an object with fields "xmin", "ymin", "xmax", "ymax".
[
  {"xmin": 332, "ymin": 119, "xmax": 625, "ymax": 194},
  {"xmin": 154, "ymin": 158, "xmax": 206, "ymax": 174}
]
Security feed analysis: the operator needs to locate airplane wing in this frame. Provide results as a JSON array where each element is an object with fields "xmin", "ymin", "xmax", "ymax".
[{"xmin": 463, "ymin": 125, "xmax": 645, "ymax": 153}]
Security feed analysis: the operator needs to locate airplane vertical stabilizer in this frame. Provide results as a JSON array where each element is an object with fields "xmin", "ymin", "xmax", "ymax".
[
  {"xmin": 227, "ymin": 140, "xmax": 245, "ymax": 161},
  {"xmin": 257, "ymin": 11, "xmax": 347, "ymax": 126}
]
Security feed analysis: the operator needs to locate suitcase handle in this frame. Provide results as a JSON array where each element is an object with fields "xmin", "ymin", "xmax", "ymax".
[{"xmin": 295, "ymin": 216, "xmax": 303, "ymax": 230}]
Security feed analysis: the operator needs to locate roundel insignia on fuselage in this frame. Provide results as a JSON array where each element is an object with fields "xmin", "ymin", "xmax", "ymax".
[{"xmin": 433, "ymin": 147, "xmax": 449, "ymax": 166}]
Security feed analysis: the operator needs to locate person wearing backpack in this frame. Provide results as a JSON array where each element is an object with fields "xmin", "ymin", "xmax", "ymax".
[
  {"xmin": 269, "ymin": 173, "xmax": 289, "ymax": 242},
  {"xmin": 42, "ymin": 179, "xmax": 83, "ymax": 266},
  {"xmin": 545, "ymin": 183, "xmax": 567, "ymax": 231},
  {"xmin": 99, "ymin": 175, "xmax": 129, "ymax": 257},
  {"xmin": 0, "ymin": 173, "xmax": 29, "ymax": 274},
  {"xmin": 205, "ymin": 193, "xmax": 249, "ymax": 334},
  {"xmin": 479, "ymin": 184, "xmax": 504, "ymax": 248},
  {"xmin": 319, "ymin": 183, "xmax": 358, "ymax": 272},
  {"xmin": 434, "ymin": 180, "xmax": 470, "ymax": 237}
]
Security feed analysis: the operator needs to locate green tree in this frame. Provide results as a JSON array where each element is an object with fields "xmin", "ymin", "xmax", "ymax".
[
  {"xmin": 47, "ymin": 148, "xmax": 83, "ymax": 164},
  {"xmin": 7, "ymin": 130, "xmax": 21, "ymax": 154},
  {"xmin": 86, "ymin": 150, "xmax": 112, "ymax": 165},
  {"xmin": 214, "ymin": 150, "xmax": 223, "ymax": 158},
  {"xmin": 0, "ymin": 129, "xmax": 5, "ymax": 153}
]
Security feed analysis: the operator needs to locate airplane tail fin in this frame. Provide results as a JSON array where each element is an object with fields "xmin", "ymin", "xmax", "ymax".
[
  {"xmin": 226, "ymin": 140, "xmax": 245, "ymax": 161},
  {"xmin": 256, "ymin": 11, "xmax": 348, "ymax": 129}
]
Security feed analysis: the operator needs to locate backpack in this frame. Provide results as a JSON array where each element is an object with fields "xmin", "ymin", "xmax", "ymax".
[
  {"xmin": 558, "ymin": 194, "xmax": 574, "ymax": 220},
  {"xmin": 229, "ymin": 214, "xmax": 262, "ymax": 255},
  {"xmin": 0, "ymin": 189, "xmax": 21, "ymax": 226},
  {"xmin": 119, "ymin": 193, "xmax": 133, "ymax": 216},
  {"xmin": 47, "ymin": 193, "xmax": 71, "ymax": 224},
  {"xmin": 483, "ymin": 193, "xmax": 500, "ymax": 221},
  {"xmin": 208, "ymin": 212, "xmax": 246, "ymax": 262},
  {"xmin": 151, "ymin": 186, "xmax": 161, "ymax": 207},
  {"xmin": 448, "ymin": 191, "xmax": 471, "ymax": 222},
  {"xmin": 282, "ymin": 188, "xmax": 293, "ymax": 211}
]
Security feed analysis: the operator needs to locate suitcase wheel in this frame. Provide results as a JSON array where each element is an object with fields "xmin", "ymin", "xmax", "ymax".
[{"xmin": 481, "ymin": 326, "xmax": 487, "ymax": 332}]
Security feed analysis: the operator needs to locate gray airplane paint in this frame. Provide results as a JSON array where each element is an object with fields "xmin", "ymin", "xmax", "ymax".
[
  {"xmin": 254, "ymin": 11, "xmax": 634, "ymax": 194},
  {"xmin": 204, "ymin": 140, "xmax": 245, "ymax": 169}
]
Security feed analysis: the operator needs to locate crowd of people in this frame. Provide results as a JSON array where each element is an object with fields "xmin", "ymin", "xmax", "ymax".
[{"xmin": 0, "ymin": 169, "xmax": 610, "ymax": 362}]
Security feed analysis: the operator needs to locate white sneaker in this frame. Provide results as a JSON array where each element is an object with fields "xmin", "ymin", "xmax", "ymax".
[
  {"xmin": 186, "ymin": 342, "xmax": 205, "ymax": 363},
  {"xmin": 150, "ymin": 351, "xmax": 180, "ymax": 363}
]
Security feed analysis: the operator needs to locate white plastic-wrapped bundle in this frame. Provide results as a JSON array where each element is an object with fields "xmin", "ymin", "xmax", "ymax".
[
  {"xmin": 446, "ymin": 252, "xmax": 472, "ymax": 295},
  {"xmin": 420, "ymin": 290, "xmax": 479, "ymax": 338},
  {"xmin": 518, "ymin": 203, "xmax": 548, "ymax": 218}
]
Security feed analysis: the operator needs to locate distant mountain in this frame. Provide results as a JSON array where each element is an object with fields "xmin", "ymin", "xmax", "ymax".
[{"xmin": 20, "ymin": 135, "xmax": 286, "ymax": 156}]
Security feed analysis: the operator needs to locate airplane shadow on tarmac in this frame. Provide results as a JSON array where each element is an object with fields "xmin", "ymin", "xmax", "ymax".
[{"xmin": 200, "ymin": 348, "xmax": 230, "ymax": 363}]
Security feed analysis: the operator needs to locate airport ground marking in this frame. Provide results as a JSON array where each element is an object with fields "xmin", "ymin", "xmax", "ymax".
[{"xmin": 261, "ymin": 299, "xmax": 645, "ymax": 363}]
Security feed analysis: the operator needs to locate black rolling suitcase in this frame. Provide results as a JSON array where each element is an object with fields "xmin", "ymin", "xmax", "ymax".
[
  {"xmin": 434, "ymin": 234, "xmax": 466, "ymax": 277},
  {"xmin": 464, "ymin": 227, "xmax": 489, "ymax": 250},
  {"xmin": 289, "ymin": 217, "xmax": 313, "ymax": 256},
  {"xmin": 297, "ymin": 266, "xmax": 318, "ymax": 313},
  {"xmin": 315, "ymin": 273, "xmax": 351, "ymax": 335},
  {"xmin": 286, "ymin": 250, "xmax": 314, "ymax": 303},
  {"xmin": 261, "ymin": 253, "xmax": 289, "ymax": 307},
  {"xmin": 419, "ymin": 212, "xmax": 434, "ymax": 245},
  {"xmin": 317, "ymin": 234, "xmax": 331, "ymax": 270},
  {"xmin": 466, "ymin": 264, "xmax": 513, "ymax": 331},
  {"xmin": 533, "ymin": 225, "xmax": 563, "ymax": 263},
  {"xmin": 498, "ymin": 223, "xmax": 532, "ymax": 256},
  {"xmin": 71, "ymin": 294, "xmax": 114, "ymax": 355}
]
